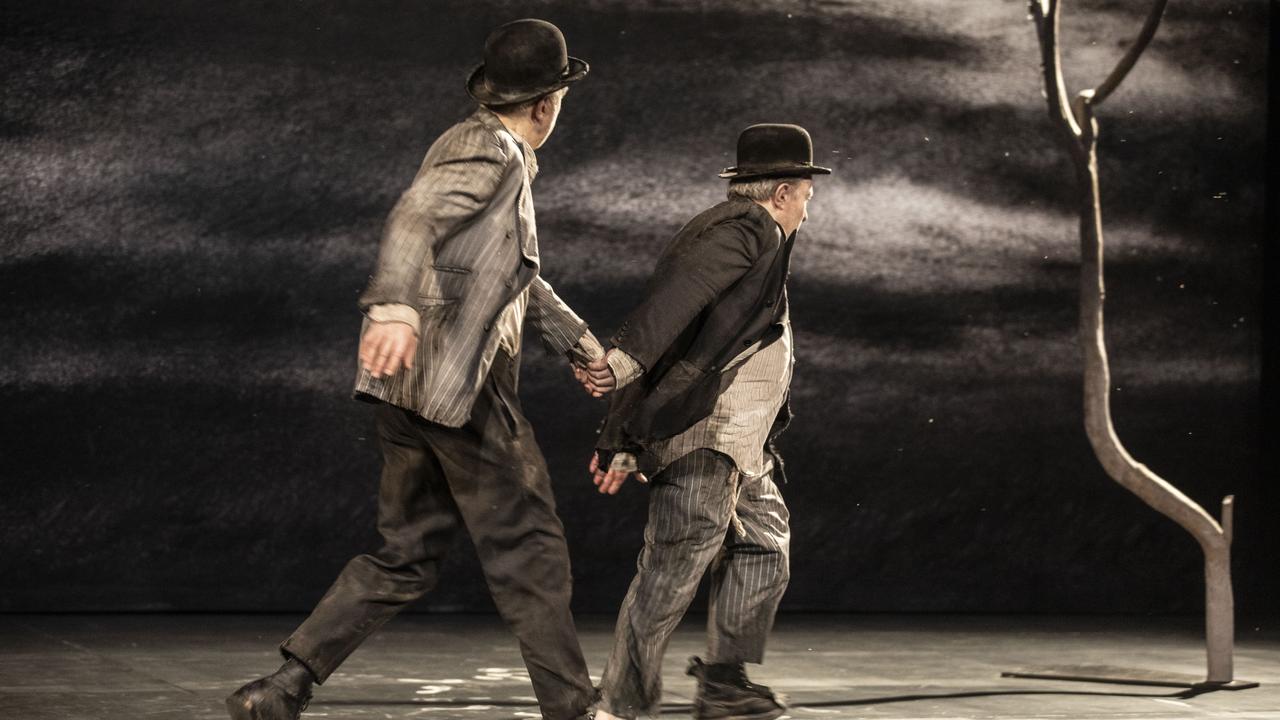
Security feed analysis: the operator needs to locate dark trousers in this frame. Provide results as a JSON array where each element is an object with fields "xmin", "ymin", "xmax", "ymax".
[
  {"xmin": 280, "ymin": 351, "xmax": 595, "ymax": 720},
  {"xmin": 600, "ymin": 449, "xmax": 791, "ymax": 718}
]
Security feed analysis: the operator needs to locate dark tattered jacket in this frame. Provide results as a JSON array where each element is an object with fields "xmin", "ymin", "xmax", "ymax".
[{"xmin": 598, "ymin": 198, "xmax": 794, "ymax": 450}]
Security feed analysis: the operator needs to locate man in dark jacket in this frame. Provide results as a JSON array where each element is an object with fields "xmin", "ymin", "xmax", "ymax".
[
  {"xmin": 226, "ymin": 19, "xmax": 601, "ymax": 720},
  {"xmin": 580, "ymin": 125, "xmax": 830, "ymax": 720}
]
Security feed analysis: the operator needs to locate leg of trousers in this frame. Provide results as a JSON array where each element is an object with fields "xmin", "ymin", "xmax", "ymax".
[
  {"xmin": 706, "ymin": 466, "xmax": 790, "ymax": 664},
  {"xmin": 280, "ymin": 351, "xmax": 594, "ymax": 720},
  {"xmin": 599, "ymin": 449, "xmax": 791, "ymax": 718}
]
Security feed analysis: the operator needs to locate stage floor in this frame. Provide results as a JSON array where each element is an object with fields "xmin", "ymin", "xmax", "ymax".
[{"xmin": 1, "ymin": 614, "xmax": 1276, "ymax": 719}]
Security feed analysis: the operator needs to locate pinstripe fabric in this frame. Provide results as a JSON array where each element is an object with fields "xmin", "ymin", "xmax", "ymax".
[
  {"xmin": 600, "ymin": 449, "xmax": 790, "ymax": 719},
  {"xmin": 604, "ymin": 346, "xmax": 643, "ymax": 387},
  {"xmin": 494, "ymin": 287, "xmax": 528, "ymax": 357},
  {"xmin": 647, "ymin": 320, "xmax": 793, "ymax": 478},
  {"xmin": 352, "ymin": 108, "xmax": 588, "ymax": 427},
  {"xmin": 526, "ymin": 275, "xmax": 590, "ymax": 356}
]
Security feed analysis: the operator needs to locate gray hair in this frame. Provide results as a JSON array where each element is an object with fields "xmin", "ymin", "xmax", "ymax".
[
  {"xmin": 486, "ymin": 87, "xmax": 566, "ymax": 117},
  {"xmin": 726, "ymin": 176, "xmax": 803, "ymax": 201}
]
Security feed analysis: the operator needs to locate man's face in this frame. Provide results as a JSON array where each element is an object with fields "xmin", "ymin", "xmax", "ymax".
[{"xmin": 776, "ymin": 178, "xmax": 814, "ymax": 236}]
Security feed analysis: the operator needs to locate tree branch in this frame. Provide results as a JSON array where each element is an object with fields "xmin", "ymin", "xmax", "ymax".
[
  {"xmin": 1029, "ymin": 0, "xmax": 1084, "ymax": 141},
  {"xmin": 1090, "ymin": 0, "xmax": 1170, "ymax": 106}
]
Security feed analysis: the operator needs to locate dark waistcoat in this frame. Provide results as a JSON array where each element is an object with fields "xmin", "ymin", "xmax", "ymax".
[{"xmin": 599, "ymin": 198, "xmax": 794, "ymax": 449}]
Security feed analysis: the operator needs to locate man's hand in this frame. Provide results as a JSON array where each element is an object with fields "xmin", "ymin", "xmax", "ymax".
[
  {"xmin": 590, "ymin": 450, "xmax": 647, "ymax": 495},
  {"xmin": 359, "ymin": 321, "xmax": 418, "ymax": 379},
  {"xmin": 577, "ymin": 355, "xmax": 616, "ymax": 398},
  {"xmin": 571, "ymin": 363, "xmax": 594, "ymax": 393}
]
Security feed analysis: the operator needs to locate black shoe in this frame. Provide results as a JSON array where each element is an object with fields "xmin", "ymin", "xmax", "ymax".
[
  {"xmin": 225, "ymin": 661, "xmax": 313, "ymax": 720},
  {"xmin": 687, "ymin": 656, "xmax": 786, "ymax": 720}
]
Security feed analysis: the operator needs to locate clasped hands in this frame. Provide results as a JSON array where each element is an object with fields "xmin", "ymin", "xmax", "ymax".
[
  {"xmin": 570, "ymin": 351, "xmax": 647, "ymax": 494},
  {"xmin": 571, "ymin": 352, "xmax": 616, "ymax": 398},
  {"xmin": 359, "ymin": 322, "xmax": 643, "ymax": 494},
  {"xmin": 359, "ymin": 320, "xmax": 620, "ymax": 396}
]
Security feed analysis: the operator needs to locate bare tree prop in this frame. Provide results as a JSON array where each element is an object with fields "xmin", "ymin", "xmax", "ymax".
[{"xmin": 1008, "ymin": 0, "xmax": 1256, "ymax": 689}]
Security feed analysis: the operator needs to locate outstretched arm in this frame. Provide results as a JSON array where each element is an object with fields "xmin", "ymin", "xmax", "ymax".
[
  {"xmin": 526, "ymin": 275, "xmax": 616, "ymax": 396},
  {"xmin": 526, "ymin": 276, "xmax": 592, "ymax": 358}
]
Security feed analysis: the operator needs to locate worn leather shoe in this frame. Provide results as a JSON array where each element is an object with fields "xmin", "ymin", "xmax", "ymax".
[
  {"xmin": 687, "ymin": 656, "xmax": 786, "ymax": 720},
  {"xmin": 225, "ymin": 674, "xmax": 311, "ymax": 720}
]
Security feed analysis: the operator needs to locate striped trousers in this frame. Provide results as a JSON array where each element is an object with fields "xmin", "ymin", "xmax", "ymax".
[{"xmin": 600, "ymin": 449, "xmax": 791, "ymax": 718}]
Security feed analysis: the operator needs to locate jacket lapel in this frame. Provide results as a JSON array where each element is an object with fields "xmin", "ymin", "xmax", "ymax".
[
  {"xmin": 516, "ymin": 171, "xmax": 540, "ymax": 268},
  {"xmin": 476, "ymin": 109, "xmax": 541, "ymax": 268}
]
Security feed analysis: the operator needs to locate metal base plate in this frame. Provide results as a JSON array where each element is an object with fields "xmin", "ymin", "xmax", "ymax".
[{"xmin": 1003, "ymin": 665, "xmax": 1259, "ymax": 690}]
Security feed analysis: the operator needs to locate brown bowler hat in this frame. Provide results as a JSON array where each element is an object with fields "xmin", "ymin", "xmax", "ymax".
[
  {"xmin": 718, "ymin": 124, "xmax": 833, "ymax": 180},
  {"xmin": 466, "ymin": 19, "xmax": 589, "ymax": 105}
]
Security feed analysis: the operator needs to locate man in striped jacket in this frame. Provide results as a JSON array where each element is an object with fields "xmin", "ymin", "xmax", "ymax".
[
  {"xmin": 580, "ymin": 125, "xmax": 831, "ymax": 720},
  {"xmin": 227, "ymin": 19, "xmax": 601, "ymax": 720}
]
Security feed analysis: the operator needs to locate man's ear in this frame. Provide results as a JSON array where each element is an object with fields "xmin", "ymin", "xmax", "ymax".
[
  {"xmin": 533, "ymin": 94, "xmax": 555, "ymax": 122},
  {"xmin": 772, "ymin": 182, "xmax": 793, "ymax": 207}
]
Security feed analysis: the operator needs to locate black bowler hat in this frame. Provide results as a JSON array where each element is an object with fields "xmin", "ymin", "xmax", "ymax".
[
  {"xmin": 718, "ymin": 124, "xmax": 833, "ymax": 180},
  {"xmin": 466, "ymin": 19, "xmax": 589, "ymax": 105}
]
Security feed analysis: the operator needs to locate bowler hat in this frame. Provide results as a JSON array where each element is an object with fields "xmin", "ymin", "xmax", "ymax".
[
  {"xmin": 466, "ymin": 19, "xmax": 589, "ymax": 106},
  {"xmin": 718, "ymin": 124, "xmax": 832, "ymax": 180}
]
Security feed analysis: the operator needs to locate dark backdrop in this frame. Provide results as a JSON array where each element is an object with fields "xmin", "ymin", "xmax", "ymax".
[{"xmin": 2, "ymin": 0, "xmax": 1273, "ymax": 614}]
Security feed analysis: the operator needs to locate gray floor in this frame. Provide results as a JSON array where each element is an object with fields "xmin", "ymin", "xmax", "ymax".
[{"xmin": 0, "ymin": 614, "xmax": 1276, "ymax": 719}]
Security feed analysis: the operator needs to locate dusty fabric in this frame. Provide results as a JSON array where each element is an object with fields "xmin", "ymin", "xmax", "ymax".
[
  {"xmin": 283, "ymin": 351, "xmax": 595, "ymax": 719},
  {"xmin": 599, "ymin": 449, "xmax": 790, "ymax": 719}
]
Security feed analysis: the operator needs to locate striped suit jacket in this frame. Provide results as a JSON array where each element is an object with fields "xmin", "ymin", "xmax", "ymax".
[{"xmin": 352, "ymin": 108, "xmax": 588, "ymax": 427}]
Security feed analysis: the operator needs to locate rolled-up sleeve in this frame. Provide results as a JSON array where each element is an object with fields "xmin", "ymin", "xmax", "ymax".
[{"xmin": 366, "ymin": 303, "xmax": 421, "ymax": 334}]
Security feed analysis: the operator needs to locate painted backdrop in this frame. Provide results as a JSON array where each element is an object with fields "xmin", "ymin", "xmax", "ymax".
[{"xmin": 2, "ymin": 0, "xmax": 1273, "ymax": 614}]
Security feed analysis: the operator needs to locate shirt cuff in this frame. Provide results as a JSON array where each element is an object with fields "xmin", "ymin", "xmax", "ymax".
[
  {"xmin": 606, "ymin": 349, "xmax": 644, "ymax": 390},
  {"xmin": 570, "ymin": 330, "xmax": 605, "ymax": 365},
  {"xmin": 367, "ymin": 303, "xmax": 420, "ymax": 334}
]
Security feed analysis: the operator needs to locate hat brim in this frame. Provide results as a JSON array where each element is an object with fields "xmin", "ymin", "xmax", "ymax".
[
  {"xmin": 718, "ymin": 163, "xmax": 833, "ymax": 180},
  {"xmin": 466, "ymin": 57, "xmax": 589, "ymax": 105}
]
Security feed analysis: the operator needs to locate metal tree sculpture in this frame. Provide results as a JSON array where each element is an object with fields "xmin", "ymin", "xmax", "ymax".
[{"xmin": 1023, "ymin": 0, "xmax": 1250, "ymax": 688}]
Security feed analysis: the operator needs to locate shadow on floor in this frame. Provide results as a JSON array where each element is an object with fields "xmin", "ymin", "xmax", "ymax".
[
  {"xmin": 790, "ymin": 685, "xmax": 1224, "ymax": 708},
  {"xmin": 310, "ymin": 683, "xmax": 1225, "ymax": 713}
]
